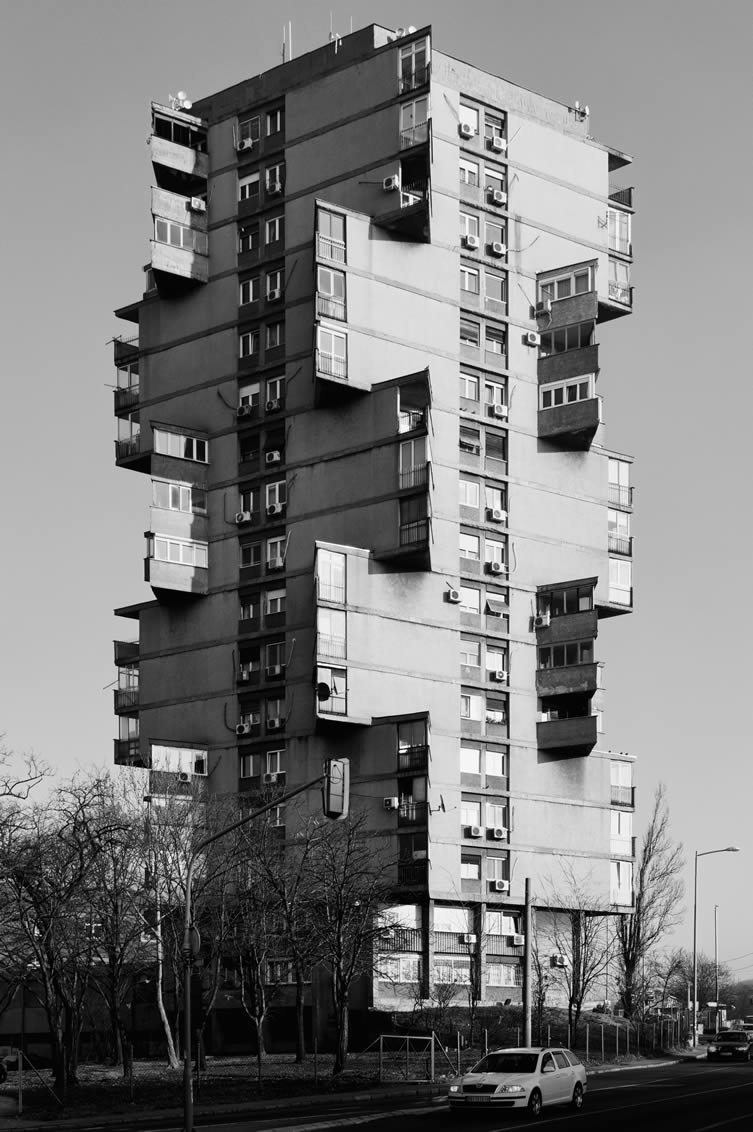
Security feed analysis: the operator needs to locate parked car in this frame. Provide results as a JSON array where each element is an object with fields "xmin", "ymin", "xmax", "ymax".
[
  {"xmin": 448, "ymin": 1046, "xmax": 587, "ymax": 1117},
  {"xmin": 707, "ymin": 1031, "xmax": 753, "ymax": 1062}
]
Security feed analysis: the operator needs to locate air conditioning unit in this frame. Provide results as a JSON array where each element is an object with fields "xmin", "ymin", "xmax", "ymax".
[
  {"xmin": 533, "ymin": 613, "xmax": 551, "ymax": 629},
  {"xmin": 267, "ymin": 717, "xmax": 283, "ymax": 731},
  {"xmin": 236, "ymin": 723, "xmax": 251, "ymax": 736},
  {"xmin": 383, "ymin": 797, "xmax": 400, "ymax": 811},
  {"xmin": 237, "ymin": 404, "xmax": 253, "ymax": 418},
  {"xmin": 266, "ymin": 503, "xmax": 284, "ymax": 517},
  {"xmin": 512, "ymin": 933, "xmax": 525, "ymax": 946},
  {"xmin": 446, "ymin": 588, "xmax": 462, "ymax": 604},
  {"xmin": 490, "ymin": 241, "xmax": 507, "ymax": 257},
  {"xmin": 490, "ymin": 136, "xmax": 507, "ymax": 153},
  {"xmin": 263, "ymin": 772, "xmax": 279, "ymax": 784},
  {"xmin": 487, "ymin": 508, "xmax": 507, "ymax": 523},
  {"xmin": 460, "ymin": 932, "xmax": 477, "ymax": 944},
  {"xmin": 538, "ymin": 711, "xmax": 552, "ymax": 723},
  {"xmin": 535, "ymin": 298, "xmax": 552, "ymax": 316},
  {"xmin": 268, "ymin": 556, "xmax": 284, "ymax": 570},
  {"xmin": 550, "ymin": 954, "xmax": 567, "ymax": 969},
  {"xmin": 464, "ymin": 233, "xmax": 480, "ymax": 250},
  {"xmin": 235, "ymin": 511, "xmax": 252, "ymax": 524},
  {"xmin": 493, "ymin": 879, "xmax": 510, "ymax": 893},
  {"xmin": 491, "ymin": 670, "xmax": 508, "ymax": 683},
  {"xmin": 267, "ymin": 288, "xmax": 282, "ymax": 302},
  {"xmin": 490, "ymin": 189, "xmax": 507, "ymax": 206},
  {"xmin": 459, "ymin": 122, "xmax": 474, "ymax": 139},
  {"xmin": 267, "ymin": 181, "xmax": 283, "ymax": 196},
  {"xmin": 188, "ymin": 196, "xmax": 206, "ymax": 213},
  {"xmin": 265, "ymin": 664, "xmax": 283, "ymax": 679},
  {"xmin": 525, "ymin": 331, "xmax": 541, "ymax": 347},
  {"xmin": 492, "ymin": 403, "xmax": 508, "ymax": 419},
  {"xmin": 178, "ymin": 771, "xmax": 190, "ymax": 783},
  {"xmin": 469, "ymin": 825, "xmax": 482, "ymax": 838},
  {"xmin": 486, "ymin": 561, "xmax": 505, "ymax": 575},
  {"xmin": 412, "ymin": 849, "xmax": 427, "ymax": 860},
  {"xmin": 237, "ymin": 138, "xmax": 254, "ymax": 152},
  {"xmin": 492, "ymin": 826, "xmax": 508, "ymax": 840},
  {"xmin": 383, "ymin": 174, "xmax": 400, "ymax": 192},
  {"xmin": 265, "ymin": 450, "xmax": 282, "ymax": 464},
  {"xmin": 266, "ymin": 398, "xmax": 281, "ymax": 412}
]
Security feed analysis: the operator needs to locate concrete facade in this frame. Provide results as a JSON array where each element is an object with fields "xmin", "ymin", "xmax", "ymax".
[{"xmin": 112, "ymin": 23, "xmax": 637, "ymax": 1011}]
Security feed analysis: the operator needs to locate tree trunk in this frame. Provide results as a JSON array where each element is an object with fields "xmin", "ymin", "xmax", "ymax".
[
  {"xmin": 332, "ymin": 989, "xmax": 348, "ymax": 1075},
  {"xmin": 294, "ymin": 971, "xmax": 306, "ymax": 1061},
  {"xmin": 254, "ymin": 1017, "xmax": 266, "ymax": 1086},
  {"xmin": 155, "ymin": 919, "xmax": 180, "ymax": 1069}
]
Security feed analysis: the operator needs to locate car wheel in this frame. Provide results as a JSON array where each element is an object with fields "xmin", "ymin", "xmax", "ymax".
[
  {"xmin": 0, "ymin": 1062, "xmax": 6, "ymax": 1085},
  {"xmin": 528, "ymin": 1088, "xmax": 543, "ymax": 1118},
  {"xmin": 572, "ymin": 1083, "xmax": 584, "ymax": 1110}
]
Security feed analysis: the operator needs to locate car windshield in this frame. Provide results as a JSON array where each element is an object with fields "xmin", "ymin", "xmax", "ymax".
[
  {"xmin": 471, "ymin": 1053, "xmax": 539, "ymax": 1074},
  {"xmin": 719, "ymin": 1032, "xmax": 747, "ymax": 1041}
]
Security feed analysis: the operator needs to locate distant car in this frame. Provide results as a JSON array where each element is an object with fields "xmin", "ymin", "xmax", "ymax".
[
  {"xmin": 448, "ymin": 1046, "xmax": 587, "ymax": 1117},
  {"xmin": 707, "ymin": 1031, "xmax": 753, "ymax": 1062}
]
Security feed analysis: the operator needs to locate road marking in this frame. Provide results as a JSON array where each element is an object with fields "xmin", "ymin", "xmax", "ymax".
[{"xmin": 246, "ymin": 1104, "xmax": 439, "ymax": 1131}]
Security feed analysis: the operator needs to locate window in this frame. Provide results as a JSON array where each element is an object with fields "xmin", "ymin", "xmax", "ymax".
[
  {"xmin": 608, "ymin": 508, "xmax": 631, "ymax": 550},
  {"xmin": 239, "ymin": 753, "xmax": 254, "ymax": 778},
  {"xmin": 484, "ymin": 111, "xmax": 506, "ymax": 142},
  {"xmin": 459, "ymin": 159, "xmax": 480, "ymax": 187},
  {"xmin": 238, "ymin": 172, "xmax": 260, "ymax": 202},
  {"xmin": 609, "ymin": 257, "xmax": 631, "ymax": 304},
  {"xmin": 608, "ymin": 208, "xmax": 631, "ymax": 255},
  {"xmin": 265, "ymin": 215, "xmax": 284, "ymax": 245},
  {"xmin": 460, "ymin": 692, "xmax": 483, "ymax": 721},
  {"xmin": 538, "ymin": 583, "xmax": 594, "ymax": 618},
  {"xmin": 460, "ymin": 265, "xmax": 480, "ymax": 294},
  {"xmin": 611, "ymin": 860, "xmax": 633, "ymax": 904},
  {"xmin": 459, "ymin": 586, "xmax": 480, "ymax": 614},
  {"xmin": 317, "ymin": 326, "xmax": 347, "ymax": 378},
  {"xmin": 267, "ymin": 375, "xmax": 285, "ymax": 403},
  {"xmin": 486, "ymin": 219, "xmax": 505, "ymax": 248},
  {"xmin": 317, "ymin": 266, "xmax": 346, "ymax": 319},
  {"xmin": 540, "ymin": 376, "xmax": 595, "ymax": 409},
  {"xmin": 485, "ymin": 167, "xmax": 506, "ymax": 195},
  {"xmin": 487, "ymin": 802, "xmax": 508, "ymax": 829},
  {"xmin": 486, "ymin": 748, "xmax": 507, "ymax": 778},
  {"xmin": 239, "ymin": 116, "xmax": 260, "ymax": 145},
  {"xmin": 484, "ymin": 379, "xmax": 506, "ymax": 408},
  {"xmin": 485, "ymin": 538, "xmax": 506, "ymax": 568},
  {"xmin": 487, "ymin": 854, "xmax": 509, "ymax": 881},
  {"xmin": 151, "ymin": 536, "xmax": 207, "ymax": 568},
  {"xmin": 400, "ymin": 97, "xmax": 429, "ymax": 145},
  {"xmin": 239, "ymin": 594, "xmax": 257, "ymax": 620},
  {"xmin": 611, "ymin": 809, "xmax": 633, "ymax": 855},
  {"xmin": 486, "ymin": 646, "xmax": 507, "ymax": 675},
  {"xmin": 239, "ymin": 329, "xmax": 259, "ymax": 358},
  {"xmin": 486, "ymin": 432, "xmax": 507, "ymax": 464},
  {"xmin": 460, "ymin": 638, "xmax": 480, "ymax": 668},
  {"xmin": 460, "ymin": 211, "xmax": 480, "ymax": 240},
  {"xmin": 400, "ymin": 436, "xmax": 428, "ymax": 489},
  {"xmin": 487, "ymin": 910, "xmax": 518, "ymax": 936},
  {"xmin": 318, "ymin": 665, "xmax": 347, "ymax": 714},
  {"xmin": 152, "ymin": 480, "xmax": 192, "ymax": 513},
  {"xmin": 485, "ymin": 593, "xmax": 509, "ymax": 618},
  {"xmin": 317, "ymin": 548, "xmax": 346, "ymax": 603},
  {"xmin": 378, "ymin": 955, "xmax": 422, "ymax": 983},
  {"xmin": 539, "ymin": 322, "xmax": 594, "ymax": 357},
  {"xmin": 239, "ymin": 435, "xmax": 259, "ymax": 464},
  {"xmin": 266, "ymin": 642, "xmax": 286, "ymax": 671},
  {"xmin": 153, "ymin": 219, "xmax": 207, "ymax": 255},
  {"xmin": 240, "ymin": 543, "xmax": 261, "ymax": 569},
  {"xmin": 239, "ymin": 223, "xmax": 259, "ymax": 254},
  {"xmin": 460, "ymin": 855, "xmax": 481, "ymax": 881},
  {"xmin": 399, "ymin": 36, "xmax": 429, "ymax": 92},
  {"xmin": 266, "ymin": 108, "xmax": 283, "ymax": 135},
  {"xmin": 317, "ymin": 208, "xmax": 346, "ymax": 262},
  {"xmin": 459, "ymin": 426, "xmax": 480, "ymax": 455},
  {"xmin": 266, "ymin": 163, "xmax": 285, "ymax": 192},
  {"xmin": 240, "ymin": 276, "xmax": 259, "ymax": 305},
  {"xmin": 459, "ymin": 104, "xmax": 479, "ymax": 135},
  {"xmin": 460, "ymin": 745, "xmax": 481, "ymax": 774},
  {"xmin": 488, "ymin": 964, "xmax": 522, "ymax": 986},
  {"xmin": 153, "ymin": 429, "xmax": 208, "ymax": 463},
  {"xmin": 459, "ymin": 532, "xmax": 480, "ymax": 560},
  {"xmin": 611, "ymin": 761, "xmax": 633, "ymax": 806},
  {"xmin": 460, "ymin": 368, "xmax": 479, "ymax": 401},
  {"xmin": 485, "ymin": 696, "xmax": 507, "ymax": 725},
  {"xmin": 461, "ymin": 800, "xmax": 481, "ymax": 827},
  {"xmin": 460, "ymin": 318, "xmax": 480, "ymax": 348},
  {"xmin": 608, "ymin": 459, "xmax": 631, "ymax": 507},
  {"xmin": 317, "ymin": 607, "xmax": 346, "ymax": 660},
  {"xmin": 266, "ymin": 588, "xmax": 286, "ymax": 615},
  {"xmin": 485, "ymin": 484, "xmax": 506, "ymax": 512},
  {"xmin": 266, "ymin": 480, "xmax": 286, "ymax": 508},
  {"xmin": 267, "ymin": 536, "xmax": 286, "ymax": 566},
  {"xmin": 266, "ymin": 321, "xmax": 284, "ymax": 349},
  {"xmin": 485, "ymin": 272, "xmax": 507, "ymax": 308},
  {"xmin": 538, "ymin": 640, "xmax": 594, "ymax": 669},
  {"xmin": 266, "ymin": 269, "xmax": 283, "ymax": 299},
  {"xmin": 539, "ymin": 267, "xmax": 593, "ymax": 302},
  {"xmin": 459, "ymin": 478, "xmax": 480, "ymax": 509},
  {"xmin": 151, "ymin": 744, "xmax": 207, "ymax": 775},
  {"xmin": 485, "ymin": 324, "xmax": 506, "ymax": 356},
  {"xmin": 609, "ymin": 558, "xmax": 632, "ymax": 604}
]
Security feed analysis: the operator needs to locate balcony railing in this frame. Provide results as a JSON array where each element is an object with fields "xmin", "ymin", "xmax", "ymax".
[
  {"xmin": 397, "ymin": 801, "xmax": 429, "ymax": 826},
  {"xmin": 399, "ymin": 65, "xmax": 430, "ymax": 94},
  {"xmin": 114, "ymin": 687, "xmax": 139, "ymax": 712},
  {"xmin": 399, "ymin": 519, "xmax": 429, "ymax": 547},
  {"xmin": 317, "ymin": 579, "xmax": 346, "ymax": 603},
  {"xmin": 399, "ymin": 464, "xmax": 428, "ymax": 490},
  {"xmin": 114, "ymin": 738, "xmax": 141, "ymax": 764},
  {"xmin": 608, "ymin": 280, "xmax": 632, "ymax": 305},
  {"xmin": 398, "ymin": 409, "xmax": 426, "ymax": 433},
  {"xmin": 611, "ymin": 785, "xmax": 635, "ymax": 807},
  {"xmin": 608, "ymin": 532, "xmax": 633, "ymax": 555},
  {"xmin": 608, "ymin": 483, "xmax": 633, "ymax": 508},
  {"xmin": 317, "ymin": 634, "xmax": 347, "ymax": 660},
  {"xmin": 113, "ymin": 335, "xmax": 139, "ymax": 364},
  {"xmin": 401, "ymin": 178, "xmax": 429, "ymax": 205},
  {"xmin": 114, "ymin": 640, "xmax": 139, "ymax": 664},
  {"xmin": 608, "ymin": 234, "xmax": 633, "ymax": 256},
  {"xmin": 316, "ymin": 294, "xmax": 346, "ymax": 320},
  {"xmin": 317, "ymin": 234, "xmax": 346, "ymax": 263},
  {"xmin": 115, "ymin": 435, "xmax": 141, "ymax": 461},
  {"xmin": 608, "ymin": 185, "xmax": 634, "ymax": 209},
  {"xmin": 397, "ymin": 861, "xmax": 427, "ymax": 887},
  {"xmin": 377, "ymin": 926, "xmax": 422, "ymax": 952},
  {"xmin": 316, "ymin": 350, "xmax": 347, "ymax": 380},
  {"xmin": 398, "ymin": 744, "xmax": 429, "ymax": 772},
  {"xmin": 611, "ymin": 836, "xmax": 636, "ymax": 858},
  {"xmin": 114, "ymin": 385, "xmax": 140, "ymax": 413},
  {"xmin": 434, "ymin": 931, "xmax": 474, "ymax": 955},
  {"xmin": 400, "ymin": 120, "xmax": 430, "ymax": 150},
  {"xmin": 319, "ymin": 695, "xmax": 347, "ymax": 716}
]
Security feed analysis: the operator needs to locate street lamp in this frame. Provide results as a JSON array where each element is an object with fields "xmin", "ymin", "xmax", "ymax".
[{"xmin": 692, "ymin": 847, "xmax": 739, "ymax": 1047}]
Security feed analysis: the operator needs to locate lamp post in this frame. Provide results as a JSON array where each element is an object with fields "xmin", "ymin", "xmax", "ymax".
[{"xmin": 692, "ymin": 847, "xmax": 739, "ymax": 1047}]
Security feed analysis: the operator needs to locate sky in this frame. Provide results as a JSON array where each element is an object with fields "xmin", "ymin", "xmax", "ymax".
[{"xmin": 1, "ymin": 0, "xmax": 751, "ymax": 975}]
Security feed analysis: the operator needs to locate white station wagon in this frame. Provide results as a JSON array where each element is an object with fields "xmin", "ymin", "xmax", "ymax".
[{"xmin": 448, "ymin": 1046, "xmax": 587, "ymax": 1117}]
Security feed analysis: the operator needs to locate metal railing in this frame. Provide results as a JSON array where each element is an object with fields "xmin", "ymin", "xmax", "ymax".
[
  {"xmin": 399, "ymin": 519, "xmax": 429, "ymax": 546},
  {"xmin": 317, "ymin": 579, "xmax": 346, "ymax": 603},
  {"xmin": 317, "ymin": 634, "xmax": 347, "ymax": 660},
  {"xmin": 319, "ymin": 695, "xmax": 347, "ymax": 716},
  {"xmin": 608, "ymin": 533, "xmax": 633, "ymax": 555},
  {"xmin": 434, "ymin": 931, "xmax": 473, "ymax": 955},
  {"xmin": 608, "ymin": 185, "xmax": 634, "ymax": 208},
  {"xmin": 611, "ymin": 785, "xmax": 635, "ymax": 807},
  {"xmin": 401, "ymin": 177, "xmax": 429, "ymax": 204},
  {"xmin": 397, "ymin": 861, "xmax": 427, "ymax": 886},
  {"xmin": 608, "ymin": 280, "xmax": 632, "ymax": 305},
  {"xmin": 398, "ymin": 409, "xmax": 426, "ymax": 433},
  {"xmin": 316, "ymin": 350, "xmax": 347, "ymax": 379},
  {"xmin": 397, "ymin": 801, "xmax": 429, "ymax": 826},
  {"xmin": 115, "ymin": 436, "xmax": 141, "ymax": 461},
  {"xmin": 114, "ymin": 385, "xmax": 140, "ymax": 412},
  {"xmin": 114, "ymin": 688, "xmax": 139, "ymax": 712},
  {"xmin": 317, "ymin": 234, "xmax": 346, "ymax": 263},
  {"xmin": 114, "ymin": 738, "xmax": 141, "ymax": 764},
  {"xmin": 114, "ymin": 640, "xmax": 139, "ymax": 664},
  {"xmin": 377, "ymin": 926, "xmax": 422, "ymax": 952},
  {"xmin": 398, "ymin": 65, "xmax": 430, "ymax": 94},
  {"xmin": 398, "ymin": 745, "xmax": 429, "ymax": 772},
  {"xmin": 399, "ymin": 464, "xmax": 428, "ymax": 490},
  {"xmin": 316, "ymin": 293, "xmax": 346, "ymax": 320},
  {"xmin": 608, "ymin": 483, "xmax": 633, "ymax": 507},
  {"xmin": 400, "ymin": 120, "xmax": 430, "ymax": 150}
]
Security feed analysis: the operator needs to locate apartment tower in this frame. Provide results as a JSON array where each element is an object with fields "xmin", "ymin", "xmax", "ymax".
[{"xmin": 112, "ymin": 23, "xmax": 636, "ymax": 1014}]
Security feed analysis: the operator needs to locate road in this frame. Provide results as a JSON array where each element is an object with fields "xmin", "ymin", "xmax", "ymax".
[{"xmin": 39, "ymin": 1062, "xmax": 753, "ymax": 1132}]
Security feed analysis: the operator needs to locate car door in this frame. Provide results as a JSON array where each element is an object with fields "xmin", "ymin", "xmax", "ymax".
[
  {"xmin": 538, "ymin": 1052, "xmax": 561, "ymax": 1105},
  {"xmin": 552, "ymin": 1050, "xmax": 574, "ymax": 1101}
]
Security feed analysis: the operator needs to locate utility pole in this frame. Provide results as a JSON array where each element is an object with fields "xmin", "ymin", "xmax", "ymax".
[{"xmin": 523, "ymin": 878, "xmax": 532, "ymax": 1046}]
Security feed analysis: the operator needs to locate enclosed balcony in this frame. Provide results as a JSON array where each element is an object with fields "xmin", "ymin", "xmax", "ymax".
[
  {"xmin": 314, "ymin": 330, "xmax": 370, "ymax": 406},
  {"xmin": 397, "ymin": 744, "xmax": 429, "ymax": 773},
  {"xmin": 144, "ymin": 533, "xmax": 208, "ymax": 597},
  {"xmin": 397, "ymin": 859, "xmax": 428, "ymax": 889},
  {"xmin": 114, "ymin": 639, "xmax": 139, "ymax": 665},
  {"xmin": 113, "ymin": 738, "xmax": 144, "ymax": 768},
  {"xmin": 374, "ymin": 149, "xmax": 432, "ymax": 244},
  {"xmin": 537, "ymin": 712, "xmax": 598, "ymax": 756},
  {"xmin": 538, "ymin": 396, "xmax": 602, "ymax": 450},
  {"xmin": 536, "ymin": 661, "xmax": 602, "ymax": 698},
  {"xmin": 611, "ymin": 784, "xmax": 636, "ymax": 808},
  {"xmin": 397, "ymin": 801, "xmax": 429, "ymax": 827},
  {"xmin": 150, "ymin": 103, "xmax": 208, "ymax": 195},
  {"xmin": 538, "ymin": 342, "xmax": 599, "ymax": 386}
]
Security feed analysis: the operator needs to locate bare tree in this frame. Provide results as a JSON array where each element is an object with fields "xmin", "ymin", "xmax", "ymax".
[
  {"xmin": 0, "ymin": 738, "xmax": 47, "ymax": 800},
  {"xmin": 616, "ymin": 785, "xmax": 684, "ymax": 1018}
]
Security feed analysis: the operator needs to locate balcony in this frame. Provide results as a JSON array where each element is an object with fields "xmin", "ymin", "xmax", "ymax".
[
  {"xmin": 608, "ymin": 483, "xmax": 633, "ymax": 509},
  {"xmin": 314, "ymin": 347, "xmax": 371, "ymax": 405},
  {"xmin": 317, "ymin": 578, "xmax": 346, "ymax": 604},
  {"xmin": 397, "ymin": 860, "xmax": 428, "ymax": 888},
  {"xmin": 114, "ymin": 384, "xmax": 140, "ymax": 414},
  {"xmin": 536, "ymin": 662, "xmax": 601, "ymax": 699},
  {"xmin": 144, "ymin": 551, "xmax": 208, "ymax": 597},
  {"xmin": 399, "ymin": 65, "xmax": 430, "ymax": 95},
  {"xmin": 536, "ymin": 713, "xmax": 598, "ymax": 756},
  {"xmin": 316, "ymin": 294, "xmax": 346, "ymax": 321},
  {"xmin": 377, "ymin": 926, "xmax": 422, "ymax": 952},
  {"xmin": 434, "ymin": 931, "xmax": 474, "ymax": 955},
  {"xmin": 611, "ymin": 785, "xmax": 635, "ymax": 808},
  {"xmin": 538, "ymin": 397, "xmax": 601, "ymax": 450},
  {"xmin": 539, "ymin": 291, "xmax": 598, "ymax": 331},
  {"xmin": 114, "ymin": 640, "xmax": 139, "ymax": 665},
  {"xmin": 114, "ymin": 687, "xmax": 139, "ymax": 713},
  {"xmin": 399, "ymin": 463, "xmax": 429, "ymax": 490},
  {"xmin": 535, "ymin": 609, "xmax": 598, "ymax": 645},
  {"xmin": 316, "ymin": 633, "xmax": 347, "ymax": 661},
  {"xmin": 150, "ymin": 104, "xmax": 208, "ymax": 194},
  {"xmin": 113, "ymin": 738, "xmax": 144, "ymax": 767},
  {"xmin": 400, "ymin": 120, "xmax": 430, "ymax": 151},
  {"xmin": 316, "ymin": 234, "xmax": 346, "ymax": 264},
  {"xmin": 398, "ymin": 408, "xmax": 426, "ymax": 434},
  {"xmin": 397, "ymin": 744, "xmax": 429, "ymax": 773},
  {"xmin": 608, "ymin": 532, "xmax": 633, "ymax": 556},
  {"xmin": 487, "ymin": 934, "xmax": 524, "ymax": 957},
  {"xmin": 397, "ymin": 801, "xmax": 429, "ymax": 827},
  {"xmin": 374, "ymin": 148, "xmax": 431, "ymax": 244},
  {"xmin": 608, "ymin": 185, "xmax": 634, "ymax": 210},
  {"xmin": 150, "ymin": 231, "xmax": 208, "ymax": 293},
  {"xmin": 399, "ymin": 518, "xmax": 429, "ymax": 547},
  {"xmin": 113, "ymin": 335, "xmax": 139, "ymax": 366},
  {"xmin": 538, "ymin": 344, "xmax": 599, "ymax": 385}
]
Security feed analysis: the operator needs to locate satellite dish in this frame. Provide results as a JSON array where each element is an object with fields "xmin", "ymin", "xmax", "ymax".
[
  {"xmin": 584, "ymin": 105, "xmax": 590, "ymax": 117},
  {"xmin": 177, "ymin": 90, "xmax": 187, "ymax": 101},
  {"xmin": 408, "ymin": 25, "xmax": 417, "ymax": 32},
  {"xmin": 182, "ymin": 99, "xmax": 193, "ymax": 110},
  {"xmin": 316, "ymin": 682, "xmax": 331, "ymax": 702},
  {"xmin": 574, "ymin": 100, "xmax": 580, "ymax": 111}
]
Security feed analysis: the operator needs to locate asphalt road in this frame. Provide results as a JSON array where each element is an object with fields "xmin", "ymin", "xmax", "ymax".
[{"xmin": 181, "ymin": 1062, "xmax": 753, "ymax": 1132}]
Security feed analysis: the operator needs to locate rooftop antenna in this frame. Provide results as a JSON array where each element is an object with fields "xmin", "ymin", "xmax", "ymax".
[{"xmin": 169, "ymin": 90, "xmax": 192, "ymax": 111}]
